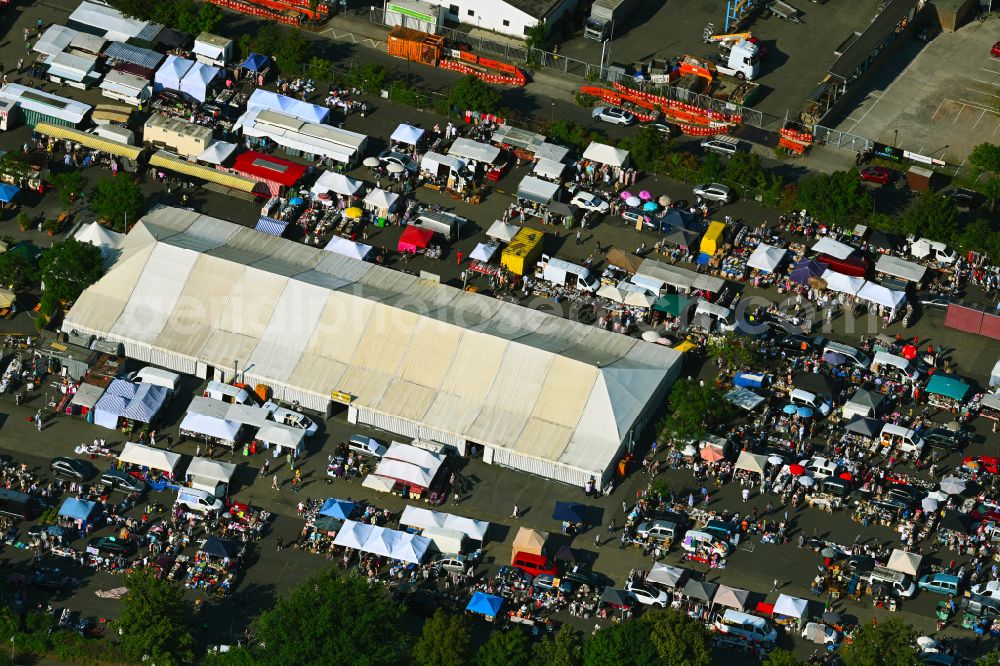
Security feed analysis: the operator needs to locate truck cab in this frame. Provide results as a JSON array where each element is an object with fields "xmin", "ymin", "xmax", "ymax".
[{"xmin": 716, "ymin": 40, "xmax": 760, "ymax": 80}]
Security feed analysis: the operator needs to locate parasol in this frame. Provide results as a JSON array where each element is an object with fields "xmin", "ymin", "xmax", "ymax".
[
  {"xmin": 797, "ymin": 406, "xmax": 814, "ymax": 418},
  {"xmin": 767, "ymin": 455, "xmax": 783, "ymax": 465},
  {"xmin": 921, "ymin": 497, "xmax": 939, "ymax": 512},
  {"xmin": 386, "ymin": 162, "xmax": 405, "ymax": 174},
  {"xmin": 658, "ymin": 194, "xmax": 671, "ymax": 206},
  {"xmin": 824, "ymin": 352, "xmax": 846, "ymax": 365},
  {"xmin": 798, "ymin": 476, "xmax": 815, "ymax": 487},
  {"xmin": 626, "ymin": 196, "xmax": 641, "ymax": 207},
  {"xmin": 619, "ymin": 191, "xmax": 633, "ymax": 200},
  {"xmin": 643, "ymin": 201, "xmax": 659, "ymax": 211},
  {"xmin": 638, "ymin": 190, "xmax": 652, "ymax": 200},
  {"xmin": 839, "ymin": 472, "xmax": 852, "ymax": 481},
  {"xmin": 289, "ymin": 197, "xmax": 304, "ymax": 205},
  {"xmin": 344, "ymin": 207, "xmax": 364, "ymax": 219},
  {"xmin": 939, "ymin": 477, "xmax": 966, "ymax": 495},
  {"xmin": 927, "ymin": 490, "xmax": 948, "ymax": 502},
  {"xmin": 782, "ymin": 404, "xmax": 798, "ymax": 415},
  {"xmin": 681, "ymin": 444, "xmax": 697, "ymax": 457},
  {"xmin": 642, "ymin": 330, "xmax": 660, "ymax": 342},
  {"xmin": 788, "ymin": 464, "xmax": 806, "ymax": 476},
  {"xmin": 363, "ymin": 156, "xmax": 380, "ymax": 167}
]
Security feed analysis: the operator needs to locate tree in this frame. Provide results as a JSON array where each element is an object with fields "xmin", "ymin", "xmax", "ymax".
[
  {"xmin": 657, "ymin": 378, "xmax": 733, "ymax": 446},
  {"xmin": 901, "ymin": 189, "xmax": 958, "ymax": 244},
  {"xmin": 251, "ymin": 569, "xmax": 403, "ymax": 665},
  {"xmin": 643, "ymin": 609, "xmax": 713, "ymax": 666},
  {"xmin": 413, "ymin": 610, "xmax": 471, "ymax": 666},
  {"xmin": 37, "ymin": 238, "xmax": 103, "ymax": 317},
  {"xmin": 726, "ymin": 151, "xmax": 767, "ymax": 190},
  {"xmin": 307, "ymin": 56, "xmax": 335, "ymax": 84},
  {"xmin": 197, "ymin": 1, "xmax": 224, "ymax": 33},
  {"xmin": 955, "ymin": 218, "xmax": 1000, "ymax": 262},
  {"xmin": 699, "ymin": 152, "xmax": 726, "ymax": 183},
  {"xmin": 114, "ymin": 569, "xmax": 193, "ymax": 665},
  {"xmin": 49, "ymin": 171, "xmax": 88, "ymax": 211},
  {"xmin": 839, "ymin": 618, "xmax": 919, "ymax": 666},
  {"xmin": 475, "ymin": 629, "xmax": 531, "ymax": 666},
  {"xmin": 349, "ymin": 62, "xmax": 389, "ymax": 94},
  {"xmin": 582, "ymin": 621, "xmax": 657, "ymax": 666},
  {"xmin": 969, "ymin": 142, "xmax": 1000, "ymax": 176},
  {"xmin": 620, "ymin": 126, "xmax": 671, "ymax": 173},
  {"xmin": 764, "ymin": 648, "xmax": 803, "ymax": 666},
  {"xmin": 448, "ymin": 75, "xmax": 502, "ymax": 114},
  {"xmin": 0, "ymin": 151, "xmax": 34, "ymax": 183},
  {"xmin": 275, "ymin": 29, "xmax": 313, "ymax": 74},
  {"xmin": 524, "ymin": 21, "xmax": 547, "ymax": 51},
  {"xmin": 251, "ymin": 24, "xmax": 282, "ymax": 59},
  {"xmin": 90, "ymin": 176, "xmax": 144, "ymax": 231},
  {"xmin": 532, "ymin": 624, "xmax": 582, "ymax": 666},
  {"xmin": 0, "ymin": 249, "xmax": 36, "ymax": 290},
  {"xmin": 793, "ymin": 170, "xmax": 872, "ymax": 225},
  {"xmin": 976, "ymin": 650, "xmax": 1000, "ymax": 666},
  {"xmin": 706, "ymin": 331, "xmax": 756, "ymax": 372}
]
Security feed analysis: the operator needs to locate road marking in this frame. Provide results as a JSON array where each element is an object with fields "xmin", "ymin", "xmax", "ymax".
[
  {"xmin": 931, "ymin": 99, "xmax": 946, "ymax": 120},
  {"xmin": 957, "ymin": 97, "xmax": 998, "ymax": 113},
  {"xmin": 844, "ymin": 90, "xmax": 887, "ymax": 133},
  {"xmin": 973, "ymin": 109, "xmax": 987, "ymax": 129},
  {"xmin": 972, "ymin": 78, "xmax": 1000, "ymax": 88},
  {"xmin": 966, "ymin": 86, "xmax": 1000, "ymax": 101}
]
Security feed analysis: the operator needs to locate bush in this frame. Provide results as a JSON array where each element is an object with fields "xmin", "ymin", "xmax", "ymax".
[{"xmin": 349, "ymin": 62, "xmax": 389, "ymax": 94}]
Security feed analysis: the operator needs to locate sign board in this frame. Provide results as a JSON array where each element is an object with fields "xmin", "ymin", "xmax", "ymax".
[
  {"xmin": 330, "ymin": 390, "xmax": 353, "ymax": 405},
  {"xmin": 903, "ymin": 149, "xmax": 946, "ymax": 167},
  {"xmin": 872, "ymin": 142, "xmax": 904, "ymax": 163}
]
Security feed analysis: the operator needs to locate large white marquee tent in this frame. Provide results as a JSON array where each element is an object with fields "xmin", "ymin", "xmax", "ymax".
[{"xmin": 62, "ymin": 207, "xmax": 682, "ymax": 486}]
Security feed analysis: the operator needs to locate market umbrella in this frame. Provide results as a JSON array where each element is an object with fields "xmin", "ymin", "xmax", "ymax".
[
  {"xmin": 902, "ymin": 344, "xmax": 917, "ymax": 360},
  {"xmin": 839, "ymin": 472, "xmax": 852, "ymax": 481},
  {"xmin": 363, "ymin": 156, "xmax": 380, "ymax": 167},
  {"xmin": 820, "ymin": 547, "xmax": 837, "ymax": 558},
  {"xmin": 289, "ymin": 197, "xmax": 304, "ymax": 205},
  {"xmin": 619, "ymin": 191, "xmax": 633, "ymax": 200},
  {"xmin": 642, "ymin": 330, "xmax": 660, "ymax": 342},
  {"xmin": 782, "ymin": 404, "xmax": 798, "ymax": 415},
  {"xmin": 921, "ymin": 497, "xmax": 939, "ymax": 512},
  {"xmin": 386, "ymin": 162, "xmax": 405, "ymax": 174},
  {"xmin": 344, "ymin": 207, "xmax": 364, "ymax": 219},
  {"xmin": 788, "ymin": 464, "xmax": 806, "ymax": 476},
  {"xmin": 555, "ymin": 545, "xmax": 577, "ymax": 563},
  {"xmin": 767, "ymin": 455, "xmax": 783, "ymax": 465},
  {"xmin": 927, "ymin": 490, "xmax": 949, "ymax": 502},
  {"xmin": 824, "ymin": 351, "xmax": 847, "ymax": 365},
  {"xmin": 681, "ymin": 444, "xmax": 697, "ymax": 457},
  {"xmin": 552, "ymin": 501, "xmax": 588, "ymax": 524},
  {"xmin": 638, "ymin": 190, "xmax": 652, "ymax": 200},
  {"xmin": 700, "ymin": 446, "xmax": 725, "ymax": 462},
  {"xmin": 797, "ymin": 406, "xmax": 814, "ymax": 418},
  {"xmin": 940, "ymin": 477, "xmax": 966, "ymax": 495},
  {"xmin": 626, "ymin": 196, "xmax": 641, "ymax": 207},
  {"xmin": 643, "ymin": 201, "xmax": 658, "ymax": 211},
  {"xmin": 658, "ymin": 195, "xmax": 671, "ymax": 206},
  {"xmin": 798, "ymin": 476, "xmax": 815, "ymax": 487}
]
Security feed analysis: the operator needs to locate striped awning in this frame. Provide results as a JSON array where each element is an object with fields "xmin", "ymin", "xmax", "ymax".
[
  {"xmin": 255, "ymin": 216, "xmax": 288, "ymax": 237},
  {"xmin": 34, "ymin": 122, "xmax": 143, "ymax": 160},
  {"xmin": 103, "ymin": 41, "xmax": 164, "ymax": 70},
  {"xmin": 149, "ymin": 150, "xmax": 256, "ymax": 193}
]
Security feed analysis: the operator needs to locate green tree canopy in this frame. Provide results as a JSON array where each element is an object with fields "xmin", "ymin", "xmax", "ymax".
[
  {"xmin": 37, "ymin": 238, "xmax": 103, "ymax": 316},
  {"xmin": 725, "ymin": 151, "xmax": 768, "ymax": 189},
  {"xmin": 764, "ymin": 648, "xmax": 804, "ymax": 666},
  {"xmin": 642, "ymin": 609, "xmax": 713, "ymax": 666},
  {"xmin": 475, "ymin": 629, "xmax": 532, "ymax": 666},
  {"xmin": 706, "ymin": 331, "xmax": 756, "ymax": 372},
  {"xmin": 49, "ymin": 171, "xmax": 88, "ymax": 211},
  {"xmin": 533, "ymin": 624, "xmax": 582, "ymax": 666},
  {"xmin": 114, "ymin": 569, "xmax": 194, "ymax": 666},
  {"xmin": 449, "ymin": 75, "xmax": 502, "ymax": 114},
  {"xmin": 249, "ymin": 570, "xmax": 403, "ymax": 666},
  {"xmin": 901, "ymin": 189, "xmax": 958, "ymax": 244},
  {"xmin": 0, "ymin": 248, "xmax": 36, "ymax": 290},
  {"xmin": 839, "ymin": 618, "xmax": 919, "ymax": 666},
  {"xmin": 275, "ymin": 29, "xmax": 313, "ymax": 74},
  {"xmin": 793, "ymin": 170, "xmax": 872, "ymax": 225},
  {"xmin": 414, "ymin": 609, "xmax": 471, "ymax": 666},
  {"xmin": 196, "ymin": 1, "xmax": 224, "ymax": 33},
  {"xmin": 582, "ymin": 620, "xmax": 658, "ymax": 666},
  {"xmin": 620, "ymin": 126, "xmax": 671, "ymax": 173},
  {"xmin": 658, "ymin": 378, "xmax": 733, "ymax": 446},
  {"xmin": 976, "ymin": 650, "xmax": 1000, "ymax": 666},
  {"xmin": 90, "ymin": 176, "xmax": 144, "ymax": 231},
  {"xmin": 547, "ymin": 119, "xmax": 606, "ymax": 153},
  {"xmin": 349, "ymin": 62, "xmax": 390, "ymax": 94},
  {"xmin": 969, "ymin": 142, "xmax": 1000, "ymax": 175}
]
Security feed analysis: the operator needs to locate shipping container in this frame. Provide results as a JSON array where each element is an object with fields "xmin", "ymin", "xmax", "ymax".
[
  {"xmin": 387, "ymin": 27, "xmax": 443, "ymax": 66},
  {"xmin": 501, "ymin": 227, "xmax": 544, "ymax": 276}
]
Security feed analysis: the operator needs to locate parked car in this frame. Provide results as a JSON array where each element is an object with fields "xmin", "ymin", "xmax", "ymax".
[
  {"xmin": 396, "ymin": 587, "xmax": 439, "ymax": 617},
  {"xmin": 263, "ymin": 401, "xmax": 318, "ymax": 436},
  {"xmin": 100, "ymin": 469, "xmax": 146, "ymax": 494},
  {"xmin": 635, "ymin": 519, "xmax": 679, "ymax": 543},
  {"xmin": 87, "ymin": 536, "xmax": 135, "ymax": 557},
  {"xmin": 777, "ymin": 333, "xmax": 821, "ymax": 355},
  {"xmin": 859, "ymin": 165, "xmax": 892, "ymax": 185},
  {"xmin": 591, "ymin": 107, "xmax": 635, "ymax": 126},
  {"xmin": 924, "ymin": 428, "xmax": 964, "ymax": 453},
  {"xmin": 533, "ymin": 574, "xmax": 574, "ymax": 595},
  {"xmin": 992, "ymin": 41, "xmax": 1000, "ymax": 58},
  {"xmin": 918, "ymin": 572, "xmax": 961, "ymax": 596},
  {"xmin": 348, "ymin": 434, "xmax": 387, "ymax": 458},
  {"xmin": 29, "ymin": 569, "xmax": 74, "ymax": 591},
  {"xmin": 156, "ymin": 89, "xmax": 195, "ymax": 107},
  {"xmin": 699, "ymin": 136, "xmax": 739, "ymax": 158},
  {"xmin": 646, "ymin": 121, "xmax": 680, "ymax": 137},
  {"xmin": 970, "ymin": 580, "xmax": 1000, "ymax": 600},
  {"xmin": 50, "ymin": 457, "xmax": 95, "ymax": 481},
  {"xmin": 692, "ymin": 182, "xmax": 734, "ymax": 203},
  {"xmin": 625, "ymin": 581, "xmax": 669, "ymax": 607},
  {"xmin": 378, "ymin": 150, "xmax": 418, "ymax": 173},
  {"xmin": 845, "ymin": 554, "xmax": 876, "ymax": 574},
  {"xmin": 943, "ymin": 187, "xmax": 979, "ymax": 209},
  {"xmin": 431, "ymin": 554, "xmax": 468, "ymax": 575},
  {"xmin": 570, "ymin": 191, "xmax": 610, "ymax": 214}
]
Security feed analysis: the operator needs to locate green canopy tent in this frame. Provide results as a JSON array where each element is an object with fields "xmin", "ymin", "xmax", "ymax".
[
  {"xmin": 926, "ymin": 374, "xmax": 970, "ymax": 402},
  {"xmin": 653, "ymin": 294, "xmax": 691, "ymax": 317}
]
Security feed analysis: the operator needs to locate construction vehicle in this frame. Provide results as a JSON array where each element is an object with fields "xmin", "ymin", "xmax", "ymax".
[
  {"xmin": 703, "ymin": 26, "xmax": 752, "ymax": 44},
  {"xmin": 585, "ymin": 0, "xmax": 642, "ymax": 41},
  {"xmin": 681, "ymin": 44, "xmax": 759, "ymax": 82}
]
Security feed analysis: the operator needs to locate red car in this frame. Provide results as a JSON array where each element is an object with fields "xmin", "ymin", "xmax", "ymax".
[
  {"xmin": 992, "ymin": 41, "xmax": 1000, "ymax": 58},
  {"xmin": 860, "ymin": 166, "xmax": 892, "ymax": 185}
]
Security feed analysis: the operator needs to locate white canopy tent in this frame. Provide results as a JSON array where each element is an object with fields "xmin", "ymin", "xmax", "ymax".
[
  {"xmin": 734, "ymin": 450, "xmax": 768, "ymax": 475},
  {"xmin": 390, "ymin": 123, "xmax": 425, "ymax": 145},
  {"xmin": 34, "ymin": 25, "xmax": 77, "ymax": 57},
  {"xmin": 332, "ymin": 520, "xmax": 429, "ymax": 562},
  {"xmin": 186, "ymin": 457, "xmax": 236, "ymax": 484},
  {"xmin": 254, "ymin": 422, "xmax": 305, "ymax": 455},
  {"xmin": 179, "ymin": 62, "xmax": 221, "ymax": 102},
  {"xmin": 887, "ymin": 549, "xmax": 922, "ymax": 576},
  {"xmin": 363, "ymin": 188, "xmax": 400, "ymax": 213},
  {"xmin": 333, "ymin": 520, "xmax": 373, "ymax": 549},
  {"xmin": 747, "ymin": 244, "xmax": 788, "ymax": 273},
  {"xmin": 325, "ymin": 236, "xmax": 373, "ymax": 261},
  {"xmin": 448, "ymin": 138, "xmax": 501, "ymax": 164},
  {"xmin": 469, "ymin": 243, "xmax": 497, "ymax": 263},
  {"xmin": 582, "ymin": 142, "xmax": 629, "ymax": 168},
  {"xmin": 516, "ymin": 175, "xmax": 561, "ymax": 205},
  {"xmin": 486, "ymin": 220, "xmax": 519, "ymax": 243},
  {"xmin": 823, "ymin": 272, "xmax": 864, "ymax": 295},
  {"xmin": 647, "ymin": 563, "xmax": 687, "ymax": 587},
  {"xmin": 71, "ymin": 383, "xmax": 105, "ymax": 410},
  {"xmin": 532, "ymin": 157, "xmax": 566, "ymax": 181},
  {"xmin": 197, "ymin": 141, "xmax": 238, "ymax": 165},
  {"xmin": 875, "ymin": 254, "xmax": 927, "ymax": 283},
  {"xmin": 311, "ymin": 171, "xmax": 362, "ymax": 197},
  {"xmin": 153, "ymin": 55, "xmax": 194, "ymax": 92},
  {"xmin": 118, "ymin": 442, "xmax": 180, "ymax": 473},
  {"xmin": 991, "ymin": 361, "xmax": 1000, "ymax": 388},
  {"xmin": 74, "ymin": 222, "xmax": 125, "ymax": 262},
  {"xmin": 245, "ymin": 89, "xmax": 329, "ymax": 124},
  {"xmin": 399, "ymin": 506, "xmax": 489, "ymax": 541},
  {"xmin": 179, "ymin": 412, "xmax": 241, "ymax": 442},
  {"xmin": 811, "ymin": 238, "xmax": 856, "ymax": 260},
  {"xmin": 773, "ymin": 594, "xmax": 809, "ymax": 618},
  {"xmin": 68, "ymin": 1, "xmax": 149, "ymax": 42},
  {"xmin": 857, "ymin": 281, "xmax": 906, "ymax": 310},
  {"xmin": 636, "ymin": 258, "xmax": 725, "ymax": 293}
]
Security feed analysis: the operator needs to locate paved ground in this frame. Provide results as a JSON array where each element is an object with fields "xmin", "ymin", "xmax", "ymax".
[{"xmin": 831, "ymin": 15, "xmax": 1000, "ymax": 166}]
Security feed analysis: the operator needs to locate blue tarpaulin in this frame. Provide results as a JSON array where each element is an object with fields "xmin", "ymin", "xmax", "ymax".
[
  {"xmin": 466, "ymin": 592, "xmax": 504, "ymax": 618},
  {"xmin": 255, "ymin": 216, "xmax": 288, "ymax": 237},
  {"xmin": 733, "ymin": 372, "xmax": 769, "ymax": 389},
  {"xmin": 241, "ymin": 53, "xmax": 270, "ymax": 72},
  {"xmin": 59, "ymin": 498, "xmax": 96, "ymax": 522},
  {"xmin": 552, "ymin": 501, "xmax": 587, "ymax": 523},
  {"xmin": 0, "ymin": 183, "xmax": 20, "ymax": 203},
  {"xmin": 103, "ymin": 41, "xmax": 164, "ymax": 71},
  {"xmin": 122, "ymin": 383, "xmax": 169, "ymax": 423},
  {"xmin": 319, "ymin": 498, "xmax": 355, "ymax": 521},
  {"xmin": 105, "ymin": 378, "xmax": 139, "ymax": 399}
]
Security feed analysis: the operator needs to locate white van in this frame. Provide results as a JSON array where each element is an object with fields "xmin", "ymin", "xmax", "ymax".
[
  {"xmin": 204, "ymin": 381, "xmax": 254, "ymax": 405},
  {"xmin": 823, "ymin": 341, "xmax": 870, "ymax": 369},
  {"xmin": 131, "ymin": 366, "xmax": 181, "ymax": 393},
  {"xmin": 790, "ymin": 388, "xmax": 832, "ymax": 416},
  {"xmin": 694, "ymin": 301, "xmax": 736, "ymax": 333},
  {"xmin": 910, "ymin": 238, "xmax": 957, "ymax": 264},
  {"xmin": 867, "ymin": 565, "xmax": 916, "ymax": 598},
  {"xmin": 880, "ymin": 424, "xmax": 925, "ymax": 456},
  {"xmin": 871, "ymin": 351, "xmax": 919, "ymax": 382},
  {"xmin": 681, "ymin": 530, "xmax": 731, "ymax": 556},
  {"xmin": 715, "ymin": 610, "xmax": 777, "ymax": 643},
  {"xmin": 176, "ymin": 487, "xmax": 224, "ymax": 515},
  {"xmin": 537, "ymin": 256, "xmax": 599, "ymax": 293},
  {"xmin": 412, "ymin": 211, "xmax": 466, "ymax": 242},
  {"xmin": 801, "ymin": 456, "xmax": 838, "ymax": 479}
]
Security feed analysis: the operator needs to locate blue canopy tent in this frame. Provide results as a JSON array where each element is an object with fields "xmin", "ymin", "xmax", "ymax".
[
  {"xmin": 733, "ymin": 372, "xmax": 770, "ymax": 389},
  {"xmin": 241, "ymin": 53, "xmax": 270, "ymax": 72},
  {"xmin": 319, "ymin": 498, "xmax": 355, "ymax": 521},
  {"xmin": 552, "ymin": 501, "xmax": 588, "ymax": 524},
  {"xmin": 789, "ymin": 258, "xmax": 828, "ymax": 285},
  {"xmin": 255, "ymin": 216, "xmax": 288, "ymax": 237},
  {"xmin": 0, "ymin": 183, "xmax": 20, "ymax": 203},
  {"xmin": 59, "ymin": 498, "xmax": 96, "ymax": 524},
  {"xmin": 122, "ymin": 383, "xmax": 169, "ymax": 423},
  {"xmin": 466, "ymin": 592, "xmax": 504, "ymax": 619}
]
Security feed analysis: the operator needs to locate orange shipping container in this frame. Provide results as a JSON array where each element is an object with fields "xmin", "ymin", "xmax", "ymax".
[{"xmin": 387, "ymin": 27, "xmax": 442, "ymax": 65}]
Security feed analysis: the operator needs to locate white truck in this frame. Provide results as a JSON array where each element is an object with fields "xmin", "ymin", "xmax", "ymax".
[
  {"xmin": 909, "ymin": 237, "xmax": 957, "ymax": 264},
  {"xmin": 536, "ymin": 256, "xmax": 599, "ymax": 293},
  {"xmin": 713, "ymin": 40, "xmax": 760, "ymax": 80},
  {"xmin": 584, "ymin": 0, "xmax": 642, "ymax": 41}
]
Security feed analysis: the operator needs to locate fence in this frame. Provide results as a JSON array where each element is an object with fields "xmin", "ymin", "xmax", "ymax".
[{"xmin": 812, "ymin": 125, "xmax": 873, "ymax": 153}]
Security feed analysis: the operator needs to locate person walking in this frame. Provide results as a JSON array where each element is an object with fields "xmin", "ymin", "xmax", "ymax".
[
  {"xmin": 276, "ymin": 536, "xmax": 283, "ymax": 551},
  {"xmin": 286, "ymin": 453, "xmax": 294, "ymax": 471},
  {"xmin": 262, "ymin": 458, "xmax": 270, "ymax": 475},
  {"xmin": 742, "ymin": 488, "xmax": 750, "ymax": 503},
  {"xmin": 608, "ymin": 518, "xmax": 616, "ymax": 533},
  {"xmin": 271, "ymin": 475, "xmax": 280, "ymax": 490},
  {"xmin": 594, "ymin": 532, "xmax": 600, "ymax": 548},
  {"xmin": 771, "ymin": 578, "xmax": 780, "ymax": 592},
  {"xmin": 511, "ymin": 504, "xmax": 519, "ymax": 518}
]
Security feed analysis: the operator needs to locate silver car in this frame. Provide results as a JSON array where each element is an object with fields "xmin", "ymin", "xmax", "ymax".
[
  {"xmin": 693, "ymin": 182, "xmax": 734, "ymax": 203},
  {"xmin": 591, "ymin": 107, "xmax": 635, "ymax": 126}
]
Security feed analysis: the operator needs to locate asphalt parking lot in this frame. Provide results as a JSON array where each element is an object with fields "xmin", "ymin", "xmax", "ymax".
[{"xmin": 832, "ymin": 15, "xmax": 1000, "ymax": 165}]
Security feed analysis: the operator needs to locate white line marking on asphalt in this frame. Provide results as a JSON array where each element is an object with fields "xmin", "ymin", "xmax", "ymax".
[
  {"xmin": 974, "ymin": 109, "xmax": 987, "ymax": 129},
  {"xmin": 931, "ymin": 99, "xmax": 946, "ymax": 120}
]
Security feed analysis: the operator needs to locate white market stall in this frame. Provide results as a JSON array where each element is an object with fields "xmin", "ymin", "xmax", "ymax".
[
  {"xmin": 469, "ymin": 243, "xmax": 497, "ymax": 263},
  {"xmin": 773, "ymin": 594, "xmax": 809, "ymax": 619},
  {"xmin": 363, "ymin": 188, "xmax": 400, "ymax": 214},
  {"xmin": 193, "ymin": 32, "xmax": 233, "ymax": 67},
  {"xmin": 516, "ymin": 175, "xmax": 561, "ymax": 206},
  {"xmin": 74, "ymin": 222, "xmax": 125, "ymax": 262},
  {"xmin": 34, "ymin": 25, "xmax": 76, "ymax": 58},
  {"xmin": 325, "ymin": 236, "xmax": 373, "ymax": 261},
  {"xmin": 179, "ymin": 62, "xmax": 221, "ymax": 103},
  {"xmin": 486, "ymin": 220, "xmax": 519, "ymax": 243},
  {"xmin": 448, "ymin": 137, "xmax": 502, "ymax": 165},
  {"xmin": 179, "ymin": 412, "xmax": 242, "ymax": 445},
  {"xmin": 857, "ymin": 281, "xmax": 907, "ymax": 311},
  {"xmin": 370, "ymin": 442, "xmax": 446, "ymax": 497},
  {"xmin": 119, "ymin": 442, "xmax": 180, "ymax": 474},
  {"xmin": 311, "ymin": 171, "xmax": 362, "ymax": 198},
  {"xmin": 875, "ymin": 254, "xmax": 927, "ymax": 283},
  {"xmin": 822, "ymin": 272, "xmax": 865, "ymax": 296},
  {"xmin": 333, "ymin": 520, "xmax": 431, "ymax": 563},
  {"xmin": 399, "ymin": 506, "xmax": 489, "ymax": 541},
  {"xmin": 532, "ymin": 157, "xmax": 566, "ymax": 181},
  {"xmin": 99, "ymin": 69, "xmax": 151, "ymax": 106},
  {"xmin": 198, "ymin": 141, "xmax": 238, "ymax": 165},
  {"xmin": 245, "ymin": 89, "xmax": 330, "ymax": 124},
  {"xmin": 390, "ymin": 123, "xmax": 425, "ymax": 146},
  {"xmin": 153, "ymin": 55, "xmax": 194, "ymax": 93},
  {"xmin": 746, "ymin": 244, "xmax": 788, "ymax": 273},
  {"xmin": 186, "ymin": 457, "xmax": 236, "ymax": 496},
  {"xmin": 582, "ymin": 142, "xmax": 629, "ymax": 168},
  {"xmin": 811, "ymin": 238, "xmax": 856, "ymax": 260},
  {"xmin": 254, "ymin": 422, "xmax": 305, "ymax": 456}
]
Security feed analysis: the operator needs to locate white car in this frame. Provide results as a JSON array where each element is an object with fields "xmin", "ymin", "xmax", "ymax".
[
  {"xmin": 592, "ymin": 107, "xmax": 635, "ymax": 126},
  {"xmin": 971, "ymin": 580, "xmax": 1000, "ymax": 600},
  {"xmin": 802, "ymin": 622, "xmax": 839, "ymax": 645},
  {"xmin": 800, "ymin": 456, "xmax": 838, "ymax": 480},
  {"xmin": 625, "ymin": 581, "xmax": 668, "ymax": 607},
  {"xmin": 378, "ymin": 150, "xmax": 418, "ymax": 173},
  {"xmin": 348, "ymin": 434, "xmax": 388, "ymax": 458},
  {"xmin": 570, "ymin": 191, "xmax": 610, "ymax": 214},
  {"xmin": 263, "ymin": 401, "xmax": 318, "ymax": 437},
  {"xmin": 693, "ymin": 183, "xmax": 734, "ymax": 204}
]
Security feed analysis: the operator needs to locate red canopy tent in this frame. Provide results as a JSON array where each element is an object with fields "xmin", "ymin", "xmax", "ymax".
[
  {"xmin": 230, "ymin": 151, "xmax": 307, "ymax": 196},
  {"xmin": 398, "ymin": 225, "xmax": 434, "ymax": 254}
]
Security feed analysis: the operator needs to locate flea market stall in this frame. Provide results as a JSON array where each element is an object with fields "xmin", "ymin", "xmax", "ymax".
[
  {"xmin": 582, "ymin": 142, "xmax": 629, "ymax": 169},
  {"xmin": 99, "ymin": 69, "xmax": 152, "ymax": 106},
  {"xmin": 153, "ymin": 55, "xmax": 194, "ymax": 93},
  {"xmin": 230, "ymin": 151, "xmax": 306, "ymax": 196},
  {"xmin": 926, "ymin": 374, "xmax": 970, "ymax": 412},
  {"xmin": 398, "ymin": 225, "xmax": 435, "ymax": 254},
  {"xmin": 369, "ymin": 442, "xmax": 447, "ymax": 500},
  {"xmin": 875, "ymin": 254, "xmax": 927, "ymax": 285},
  {"xmin": 325, "ymin": 236, "xmax": 373, "ymax": 261},
  {"xmin": 390, "ymin": 123, "xmax": 425, "ymax": 147},
  {"xmin": 179, "ymin": 62, "xmax": 222, "ymax": 103},
  {"xmin": 68, "ymin": 382, "xmax": 105, "ymax": 418},
  {"xmin": 118, "ymin": 442, "xmax": 180, "ymax": 486},
  {"xmin": 178, "ymin": 412, "xmax": 243, "ymax": 449},
  {"xmin": 448, "ymin": 137, "xmax": 505, "ymax": 182},
  {"xmin": 254, "ymin": 422, "xmax": 305, "ymax": 457},
  {"xmin": 185, "ymin": 457, "xmax": 237, "ymax": 497},
  {"xmin": 193, "ymin": 32, "xmax": 233, "ymax": 67}
]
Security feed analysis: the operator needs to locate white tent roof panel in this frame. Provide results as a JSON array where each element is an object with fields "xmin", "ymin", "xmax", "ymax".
[
  {"xmin": 582, "ymin": 142, "xmax": 629, "ymax": 167},
  {"xmin": 186, "ymin": 457, "xmax": 237, "ymax": 483},
  {"xmin": 118, "ymin": 442, "xmax": 180, "ymax": 472},
  {"xmin": 875, "ymin": 254, "xmax": 927, "ymax": 282},
  {"xmin": 448, "ymin": 137, "xmax": 501, "ymax": 164},
  {"xmin": 811, "ymin": 237, "xmax": 856, "ymax": 260}
]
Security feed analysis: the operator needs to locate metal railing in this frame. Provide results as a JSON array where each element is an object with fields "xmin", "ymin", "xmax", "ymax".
[{"xmin": 812, "ymin": 125, "xmax": 873, "ymax": 153}]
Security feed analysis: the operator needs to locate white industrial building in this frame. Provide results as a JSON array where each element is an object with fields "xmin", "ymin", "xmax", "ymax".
[
  {"xmin": 63, "ymin": 207, "xmax": 681, "ymax": 487},
  {"xmin": 385, "ymin": 0, "xmax": 577, "ymax": 38}
]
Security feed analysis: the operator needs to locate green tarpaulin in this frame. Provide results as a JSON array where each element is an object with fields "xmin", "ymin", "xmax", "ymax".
[{"xmin": 653, "ymin": 294, "xmax": 691, "ymax": 316}]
